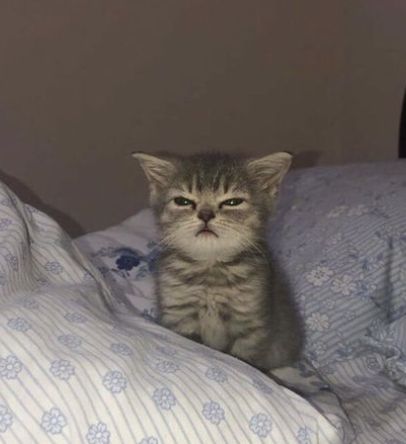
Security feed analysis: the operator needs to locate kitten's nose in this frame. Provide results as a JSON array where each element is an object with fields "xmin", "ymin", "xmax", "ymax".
[{"xmin": 197, "ymin": 209, "xmax": 215, "ymax": 223}]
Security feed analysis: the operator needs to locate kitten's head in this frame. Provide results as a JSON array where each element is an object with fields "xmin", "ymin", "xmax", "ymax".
[{"xmin": 133, "ymin": 152, "xmax": 292, "ymax": 262}]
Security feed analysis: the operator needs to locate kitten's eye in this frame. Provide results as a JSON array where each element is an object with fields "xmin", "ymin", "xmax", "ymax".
[
  {"xmin": 174, "ymin": 197, "xmax": 195, "ymax": 207},
  {"xmin": 220, "ymin": 198, "xmax": 244, "ymax": 207}
]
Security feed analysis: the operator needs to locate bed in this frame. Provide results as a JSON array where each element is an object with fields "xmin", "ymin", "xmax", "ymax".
[{"xmin": 1, "ymin": 160, "xmax": 405, "ymax": 443}]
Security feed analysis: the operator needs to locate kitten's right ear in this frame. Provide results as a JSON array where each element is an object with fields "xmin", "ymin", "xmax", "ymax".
[
  {"xmin": 132, "ymin": 152, "xmax": 176, "ymax": 200},
  {"xmin": 246, "ymin": 152, "xmax": 292, "ymax": 200}
]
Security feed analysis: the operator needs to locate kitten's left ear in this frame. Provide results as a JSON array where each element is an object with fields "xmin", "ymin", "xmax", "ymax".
[
  {"xmin": 132, "ymin": 152, "xmax": 176, "ymax": 202},
  {"xmin": 246, "ymin": 152, "xmax": 292, "ymax": 198},
  {"xmin": 132, "ymin": 152, "xmax": 175, "ymax": 185}
]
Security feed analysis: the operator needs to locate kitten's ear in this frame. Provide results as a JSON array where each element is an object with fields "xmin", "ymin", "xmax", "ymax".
[
  {"xmin": 132, "ymin": 152, "xmax": 176, "ymax": 200},
  {"xmin": 246, "ymin": 152, "xmax": 292, "ymax": 198}
]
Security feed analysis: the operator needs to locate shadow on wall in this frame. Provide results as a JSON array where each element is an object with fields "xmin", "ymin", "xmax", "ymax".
[
  {"xmin": 291, "ymin": 150, "xmax": 321, "ymax": 168},
  {"xmin": 400, "ymin": 87, "xmax": 406, "ymax": 159},
  {"xmin": 0, "ymin": 170, "xmax": 84, "ymax": 237}
]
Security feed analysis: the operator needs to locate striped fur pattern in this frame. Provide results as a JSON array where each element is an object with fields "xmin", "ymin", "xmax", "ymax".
[{"xmin": 133, "ymin": 152, "xmax": 302, "ymax": 369}]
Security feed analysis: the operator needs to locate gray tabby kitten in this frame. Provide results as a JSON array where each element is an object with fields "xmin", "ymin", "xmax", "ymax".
[{"xmin": 133, "ymin": 152, "xmax": 302, "ymax": 370}]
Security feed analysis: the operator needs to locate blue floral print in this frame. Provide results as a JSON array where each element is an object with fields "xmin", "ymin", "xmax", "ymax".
[
  {"xmin": 44, "ymin": 261, "xmax": 64, "ymax": 274},
  {"xmin": 296, "ymin": 426, "xmax": 312, "ymax": 444},
  {"xmin": 58, "ymin": 334, "xmax": 82, "ymax": 349},
  {"xmin": 116, "ymin": 252, "xmax": 140, "ymax": 270},
  {"xmin": 103, "ymin": 371, "xmax": 127, "ymax": 394},
  {"xmin": 205, "ymin": 367, "xmax": 227, "ymax": 383},
  {"xmin": 0, "ymin": 163, "xmax": 405, "ymax": 442},
  {"xmin": 0, "ymin": 218, "xmax": 12, "ymax": 230},
  {"xmin": 5, "ymin": 254, "xmax": 18, "ymax": 271},
  {"xmin": 95, "ymin": 246, "xmax": 160, "ymax": 279},
  {"xmin": 249, "ymin": 413, "xmax": 272, "ymax": 438},
  {"xmin": 202, "ymin": 401, "xmax": 225, "ymax": 425},
  {"xmin": 86, "ymin": 422, "xmax": 110, "ymax": 444},
  {"xmin": 7, "ymin": 317, "xmax": 31, "ymax": 332},
  {"xmin": 155, "ymin": 345, "xmax": 177, "ymax": 357},
  {"xmin": 64, "ymin": 312, "xmax": 88, "ymax": 323},
  {"xmin": 40, "ymin": 407, "xmax": 67, "ymax": 434},
  {"xmin": 0, "ymin": 405, "xmax": 13, "ymax": 433},
  {"xmin": 152, "ymin": 387, "xmax": 176, "ymax": 410},
  {"xmin": 110, "ymin": 343, "xmax": 133, "ymax": 356},
  {"xmin": 0, "ymin": 355, "xmax": 23, "ymax": 379},
  {"xmin": 154, "ymin": 360, "xmax": 179, "ymax": 374},
  {"xmin": 50, "ymin": 359, "xmax": 75, "ymax": 381}
]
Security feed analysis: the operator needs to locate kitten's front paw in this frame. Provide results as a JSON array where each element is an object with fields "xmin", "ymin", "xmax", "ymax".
[
  {"xmin": 161, "ymin": 313, "xmax": 200, "ymax": 339},
  {"xmin": 263, "ymin": 342, "xmax": 300, "ymax": 370},
  {"xmin": 200, "ymin": 310, "xmax": 230, "ymax": 352},
  {"xmin": 229, "ymin": 336, "xmax": 262, "ymax": 367},
  {"xmin": 184, "ymin": 333, "xmax": 202, "ymax": 343}
]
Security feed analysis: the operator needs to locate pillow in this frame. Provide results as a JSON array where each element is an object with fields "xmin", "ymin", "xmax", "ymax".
[
  {"xmin": 267, "ymin": 161, "xmax": 406, "ymax": 368},
  {"xmin": 75, "ymin": 209, "xmax": 160, "ymax": 320}
]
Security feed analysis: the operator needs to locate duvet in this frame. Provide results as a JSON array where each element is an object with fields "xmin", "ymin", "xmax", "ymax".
[{"xmin": 0, "ymin": 183, "xmax": 341, "ymax": 443}]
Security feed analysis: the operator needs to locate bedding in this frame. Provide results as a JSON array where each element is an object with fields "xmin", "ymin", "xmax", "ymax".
[
  {"xmin": 0, "ymin": 184, "xmax": 342, "ymax": 442},
  {"xmin": 76, "ymin": 160, "xmax": 406, "ymax": 444}
]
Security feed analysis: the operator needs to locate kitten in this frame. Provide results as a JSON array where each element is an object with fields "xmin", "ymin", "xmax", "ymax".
[{"xmin": 133, "ymin": 152, "xmax": 302, "ymax": 370}]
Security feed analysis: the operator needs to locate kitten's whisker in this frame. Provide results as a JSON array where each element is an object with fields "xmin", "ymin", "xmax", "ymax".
[{"xmin": 216, "ymin": 222, "xmax": 268, "ymax": 260}]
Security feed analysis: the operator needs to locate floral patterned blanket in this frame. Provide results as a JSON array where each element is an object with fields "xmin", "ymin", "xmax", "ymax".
[{"xmin": 0, "ymin": 182, "xmax": 341, "ymax": 442}]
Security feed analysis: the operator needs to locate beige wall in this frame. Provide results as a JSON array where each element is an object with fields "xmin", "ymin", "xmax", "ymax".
[{"xmin": 1, "ymin": 1, "xmax": 405, "ymax": 236}]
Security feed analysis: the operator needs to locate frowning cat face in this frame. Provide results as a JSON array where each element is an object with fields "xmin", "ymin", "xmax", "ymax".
[
  {"xmin": 133, "ymin": 152, "xmax": 292, "ymax": 261},
  {"xmin": 157, "ymin": 177, "xmax": 260, "ymax": 261}
]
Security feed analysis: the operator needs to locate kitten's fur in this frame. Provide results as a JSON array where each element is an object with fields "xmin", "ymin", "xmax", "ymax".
[{"xmin": 133, "ymin": 152, "xmax": 302, "ymax": 370}]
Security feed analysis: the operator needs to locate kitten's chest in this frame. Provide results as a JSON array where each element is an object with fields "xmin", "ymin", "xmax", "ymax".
[
  {"xmin": 196, "ymin": 287, "xmax": 232, "ymax": 351},
  {"xmin": 197, "ymin": 287, "xmax": 231, "ymax": 318},
  {"xmin": 190, "ymin": 266, "xmax": 239, "ymax": 315},
  {"xmin": 159, "ymin": 260, "xmax": 257, "ymax": 350},
  {"xmin": 161, "ymin": 261, "xmax": 250, "ymax": 315}
]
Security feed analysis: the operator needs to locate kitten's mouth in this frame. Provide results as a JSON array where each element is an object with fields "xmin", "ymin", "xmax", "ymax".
[{"xmin": 196, "ymin": 227, "xmax": 218, "ymax": 237}]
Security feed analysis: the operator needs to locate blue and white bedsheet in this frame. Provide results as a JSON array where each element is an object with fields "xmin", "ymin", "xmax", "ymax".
[{"xmin": 0, "ymin": 184, "xmax": 342, "ymax": 443}]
